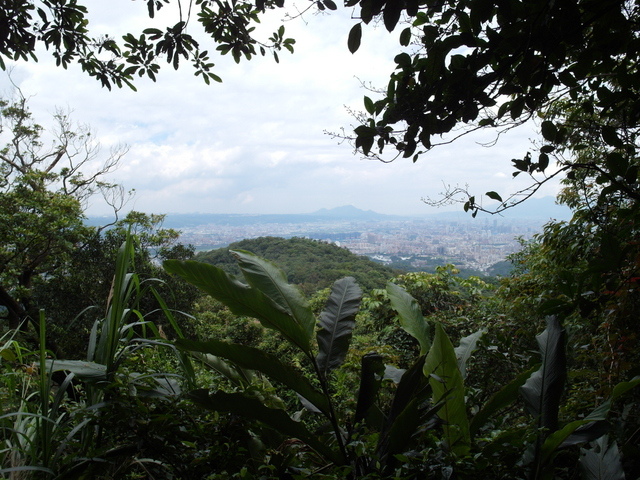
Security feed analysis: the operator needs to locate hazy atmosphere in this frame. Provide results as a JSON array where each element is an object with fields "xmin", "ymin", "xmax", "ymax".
[{"xmin": 0, "ymin": 2, "xmax": 556, "ymax": 217}]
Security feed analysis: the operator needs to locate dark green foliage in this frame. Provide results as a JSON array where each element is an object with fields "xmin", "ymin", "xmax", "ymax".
[
  {"xmin": 195, "ymin": 236, "xmax": 395, "ymax": 293},
  {"xmin": 316, "ymin": 277, "xmax": 362, "ymax": 378},
  {"xmin": 0, "ymin": 0, "xmax": 297, "ymax": 89},
  {"xmin": 0, "ymin": 97, "xmax": 124, "ymax": 332},
  {"xmin": 32, "ymin": 212, "xmax": 199, "ymax": 358}
]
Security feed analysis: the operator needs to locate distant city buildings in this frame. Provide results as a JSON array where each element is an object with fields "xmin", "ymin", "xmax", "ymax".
[{"xmin": 177, "ymin": 216, "xmax": 548, "ymax": 273}]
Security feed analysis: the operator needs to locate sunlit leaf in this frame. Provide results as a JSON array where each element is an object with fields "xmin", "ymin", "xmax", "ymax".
[
  {"xmin": 424, "ymin": 323, "xmax": 470, "ymax": 455},
  {"xmin": 387, "ymin": 282, "xmax": 430, "ymax": 355}
]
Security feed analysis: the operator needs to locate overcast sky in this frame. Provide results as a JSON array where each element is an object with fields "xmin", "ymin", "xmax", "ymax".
[{"xmin": 0, "ymin": 2, "xmax": 560, "ymax": 217}]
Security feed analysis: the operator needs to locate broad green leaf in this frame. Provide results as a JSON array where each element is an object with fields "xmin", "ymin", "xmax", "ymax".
[
  {"xmin": 579, "ymin": 436, "xmax": 625, "ymax": 480},
  {"xmin": 316, "ymin": 277, "xmax": 362, "ymax": 377},
  {"xmin": 348, "ymin": 23, "xmax": 362, "ymax": 53},
  {"xmin": 424, "ymin": 323, "xmax": 470, "ymax": 456},
  {"xmin": 194, "ymin": 352, "xmax": 253, "ymax": 387},
  {"xmin": 454, "ymin": 329, "xmax": 484, "ymax": 380},
  {"xmin": 470, "ymin": 365, "xmax": 538, "ymax": 436},
  {"xmin": 189, "ymin": 390, "xmax": 344, "ymax": 465},
  {"xmin": 46, "ymin": 359, "xmax": 107, "ymax": 381},
  {"xmin": 520, "ymin": 316, "xmax": 567, "ymax": 433},
  {"xmin": 163, "ymin": 260, "xmax": 312, "ymax": 354},
  {"xmin": 387, "ymin": 282, "xmax": 430, "ymax": 355},
  {"xmin": 177, "ymin": 338, "xmax": 330, "ymax": 415},
  {"xmin": 232, "ymin": 250, "xmax": 315, "ymax": 351},
  {"xmin": 364, "ymin": 96, "xmax": 374, "ymax": 115},
  {"xmin": 542, "ymin": 420, "xmax": 610, "ymax": 461}
]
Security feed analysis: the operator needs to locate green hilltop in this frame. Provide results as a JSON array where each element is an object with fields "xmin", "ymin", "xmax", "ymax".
[{"xmin": 194, "ymin": 236, "xmax": 397, "ymax": 293}]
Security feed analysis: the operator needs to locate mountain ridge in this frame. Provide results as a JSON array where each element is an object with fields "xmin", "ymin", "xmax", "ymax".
[{"xmin": 86, "ymin": 197, "xmax": 572, "ymax": 228}]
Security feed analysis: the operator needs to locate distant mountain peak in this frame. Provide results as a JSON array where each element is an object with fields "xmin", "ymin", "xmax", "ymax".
[{"xmin": 310, "ymin": 205, "xmax": 385, "ymax": 219}]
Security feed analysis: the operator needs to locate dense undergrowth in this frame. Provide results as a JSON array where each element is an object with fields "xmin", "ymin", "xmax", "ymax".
[{"xmin": 1, "ymin": 232, "xmax": 639, "ymax": 480}]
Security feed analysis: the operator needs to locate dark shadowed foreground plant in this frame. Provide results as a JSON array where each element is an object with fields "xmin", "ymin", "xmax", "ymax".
[
  {"xmin": 0, "ymin": 234, "xmax": 196, "ymax": 478},
  {"xmin": 388, "ymin": 285, "xmax": 640, "ymax": 480},
  {"xmin": 165, "ymin": 251, "xmax": 444, "ymax": 477},
  {"xmin": 166, "ymin": 252, "xmax": 593, "ymax": 478}
]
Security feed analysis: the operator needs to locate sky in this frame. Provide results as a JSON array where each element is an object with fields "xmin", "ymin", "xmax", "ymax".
[{"xmin": 0, "ymin": 2, "xmax": 561, "ymax": 217}]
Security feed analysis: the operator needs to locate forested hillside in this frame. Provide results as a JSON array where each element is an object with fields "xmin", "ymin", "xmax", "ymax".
[
  {"xmin": 3, "ymin": 0, "xmax": 640, "ymax": 478},
  {"xmin": 195, "ymin": 236, "xmax": 397, "ymax": 293}
]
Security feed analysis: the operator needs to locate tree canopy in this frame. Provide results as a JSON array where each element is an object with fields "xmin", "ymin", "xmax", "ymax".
[
  {"xmin": 0, "ymin": 95, "xmax": 127, "ymax": 329},
  {"xmin": 344, "ymin": 0, "xmax": 640, "ymax": 213},
  {"xmin": 0, "ymin": 0, "xmax": 297, "ymax": 89},
  {"xmin": 4, "ymin": 1, "xmax": 638, "ymax": 214}
]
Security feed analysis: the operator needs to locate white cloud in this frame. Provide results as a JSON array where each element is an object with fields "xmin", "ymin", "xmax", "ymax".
[{"xmin": 0, "ymin": 4, "xmax": 558, "ymax": 217}]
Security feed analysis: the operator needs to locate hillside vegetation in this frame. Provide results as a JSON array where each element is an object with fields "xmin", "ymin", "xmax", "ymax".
[{"xmin": 195, "ymin": 236, "xmax": 397, "ymax": 293}]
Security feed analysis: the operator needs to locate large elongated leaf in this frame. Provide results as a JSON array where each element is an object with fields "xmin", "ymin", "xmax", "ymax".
[
  {"xmin": 189, "ymin": 389, "xmax": 344, "ymax": 465},
  {"xmin": 45, "ymin": 359, "xmax": 107, "ymax": 381},
  {"xmin": 579, "ymin": 436, "xmax": 625, "ymax": 480},
  {"xmin": 520, "ymin": 316, "xmax": 567, "ymax": 433},
  {"xmin": 316, "ymin": 277, "xmax": 362, "ymax": 377},
  {"xmin": 177, "ymin": 338, "xmax": 330, "ymax": 415},
  {"xmin": 96, "ymin": 237, "xmax": 138, "ymax": 370},
  {"xmin": 192, "ymin": 352, "xmax": 252, "ymax": 387},
  {"xmin": 454, "ymin": 329, "xmax": 484, "ymax": 380},
  {"xmin": 386, "ymin": 282, "xmax": 430, "ymax": 355},
  {"xmin": 232, "ymin": 250, "xmax": 315, "ymax": 347},
  {"xmin": 163, "ymin": 260, "xmax": 312, "ymax": 354},
  {"xmin": 424, "ymin": 322, "xmax": 470, "ymax": 456}
]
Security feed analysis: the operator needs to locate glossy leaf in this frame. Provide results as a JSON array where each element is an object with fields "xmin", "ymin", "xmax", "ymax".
[
  {"xmin": 316, "ymin": 277, "xmax": 362, "ymax": 377},
  {"xmin": 387, "ymin": 282, "xmax": 430, "ymax": 355},
  {"xmin": 232, "ymin": 250, "xmax": 315, "ymax": 349},
  {"xmin": 45, "ymin": 359, "xmax": 106, "ymax": 381},
  {"xmin": 424, "ymin": 323, "xmax": 470, "ymax": 456},
  {"xmin": 485, "ymin": 191, "xmax": 502, "ymax": 202},
  {"xmin": 163, "ymin": 260, "xmax": 312, "ymax": 354}
]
